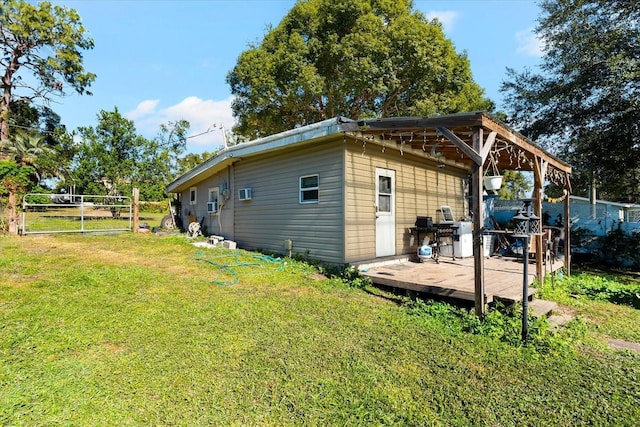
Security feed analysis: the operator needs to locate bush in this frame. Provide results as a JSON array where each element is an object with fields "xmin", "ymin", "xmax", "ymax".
[
  {"xmin": 139, "ymin": 200, "xmax": 169, "ymax": 213},
  {"xmin": 404, "ymin": 299, "xmax": 573, "ymax": 354},
  {"xmin": 539, "ymin": 271, "xmax": 640, "ymax": 309},
  {"xmin": 570, "ymin": 226, "xmax": 640, "ymax": 271},
  {"xmin": 597, "ymin": 228, "xmax": 640, "ymax": 270}
]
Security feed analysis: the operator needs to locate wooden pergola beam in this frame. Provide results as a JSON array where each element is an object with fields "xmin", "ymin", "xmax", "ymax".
[
  {"xmin": 436, "ymin": 126, "xmax": 482, "ymax": 165},
  {"xmin": 351, "ymin": 113, "xmax": 573, "ymax": 316},
  {"xmin": 472, "ymin": 127, "xmax": 485, "ymax": 317},
  {"xmin": 532, "ymin": 158, "xmax": 547, "ymax": 282},
  {"xmin": 480, "ymin": 116, "xmax": 571, "ymax": 174}
]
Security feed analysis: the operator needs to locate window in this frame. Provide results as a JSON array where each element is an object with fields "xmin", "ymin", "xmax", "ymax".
[
  {"xmin": 378, "ymin": 175, "xmax": 392, "ymax": 213},
  {"xmin": 299, "ymin": 174, "xmax": 319, "ymax": 204},
  {"xmin": 189, "ymin": 187, "xmax": 197, "ymax": 205},
  {"xmin": 207, "ymin": 187, "xmax": 219, "ymax": 213}
]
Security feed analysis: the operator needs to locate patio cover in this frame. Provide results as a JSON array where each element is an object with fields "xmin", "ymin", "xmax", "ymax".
[{"xmin": 339, "ymin": 112, "xmax": 572, "ymax": 316}]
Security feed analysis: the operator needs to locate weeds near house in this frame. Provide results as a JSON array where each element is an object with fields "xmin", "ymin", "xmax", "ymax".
[
  {"xmin": 1, "ymin": 234, "xmax": 639, "ymax": 425},
  {"xmin": 538, "ymin": 270, "xmax": 640, "ymax": 343},
  {"xmin": 403, "ymin": 298, "xmax": 583, "ymax": 355},
  {"xmin": 538, "ymin": 270, "xmax": 640, "ymax": 308}
]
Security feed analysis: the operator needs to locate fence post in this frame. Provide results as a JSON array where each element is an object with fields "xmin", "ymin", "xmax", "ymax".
[
  {"xmin": 80, "ymin": 194, "xmax": 85, "ymax": 232},
  {"xmin": 8, "ymin": 189, "xmax": 18, "ymax": 235},
  {"xmin": 133, "ymin": 188, "xmax": 139, "ymax": 232}
]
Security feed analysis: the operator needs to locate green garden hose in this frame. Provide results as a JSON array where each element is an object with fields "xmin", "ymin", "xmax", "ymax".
[{"xmin": 194, "ymin": 249, "xmax": 286, "ymax": 286}]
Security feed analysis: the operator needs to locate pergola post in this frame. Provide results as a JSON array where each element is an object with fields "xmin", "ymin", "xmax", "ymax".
[
  {"xmin": 472, "ymin": 128, "xmax": 485, "ymax": 317},
  {"xmin": 532, "ymin": 158, "xmax": 547, "ymax": 283},
  {"xmin": 564, "ymin": 188, "xmax": 571, "ymax": 275}
]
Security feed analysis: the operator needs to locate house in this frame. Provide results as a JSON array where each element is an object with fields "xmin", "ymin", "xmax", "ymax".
[
  {"xmin": 168, "ymin": 116, "xmax": 470, "ymax": 264},
  {"xmin": 543, "ymin": 195, "xmax": 640, "ymax": 236},
  {"xmin": 167, "ymin": 112, "xmax": 572, "ymax": 315}
]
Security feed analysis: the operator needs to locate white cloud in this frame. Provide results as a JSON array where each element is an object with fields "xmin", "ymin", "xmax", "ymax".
[
  {"xmin": 127, "ymin": 99, "xmax": 160, "ymax": 120},
  {"xmin": 126, "ymin": 96, "xmax": 236, "ymax": 153},
  {"xmin": 515, "ymin": 28, "xmax": 545, "ymax": 57},
  {"xmin": 425, "ymin": 11, "xmax": 459, "ymax": 33}
]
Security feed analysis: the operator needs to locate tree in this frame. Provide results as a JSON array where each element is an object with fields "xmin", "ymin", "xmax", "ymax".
[
  {"xmin": 501, "ymin": 0, "xmax": 640, "ymax": 203},
  {"xmin": 0, "ymin": 0, "xmax": 95, "ymax": 143},
  {"xmin": 227, "ymin": 0, "xmax": 493, "ymax": 138},
  {"xmin": 71, "ymin": 108, "xmax": 189, "ymax": 201},
  {"xmin": 176, "ymin": 151, "xmax": 217, "ymax": 176},
  {"xmin": 496, "ymin": 170, "xmax": 531, "ymax": 200},
  {"xmin": 3, "ymin": 99, "xmax": 72, "ymax": 184},
  {"xmin": 0, "ymin": 130, "xmax": 51, "ymax": 180}
]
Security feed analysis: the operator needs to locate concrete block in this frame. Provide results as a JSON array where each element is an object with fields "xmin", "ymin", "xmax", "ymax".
[
  {"xmin": 223, "ymin": 240, "xmax": 237, "ymax": 249},
  {"xmin": 209, "ymin": 235, "xmax": 224, "ymax": 245}
]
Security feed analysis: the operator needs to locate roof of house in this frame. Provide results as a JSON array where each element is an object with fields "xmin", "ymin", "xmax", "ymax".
[
  {"xmin": 569, "ymin": 195, "xmax": 640, "ymax": 209},
  {"xmin": 166, "ymin": 117, "xmax": 345, "ymax": 193},
  {"xmin": 166, "ymin": 112, "xmax": 572, "ymax": 193}
]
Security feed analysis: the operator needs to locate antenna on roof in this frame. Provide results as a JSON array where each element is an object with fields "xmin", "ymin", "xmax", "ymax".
[{"xmin": 213, "ymin": 123, "xmax": 228, "ymax": 149}]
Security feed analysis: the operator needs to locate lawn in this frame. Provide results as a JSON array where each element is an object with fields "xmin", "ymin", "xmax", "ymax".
[
  {"xmin": 21, "ymin": 206, "xmax": 165, "ymax": 233},
  {"xmin": 1, "ymin": 233, "xmax": 639, "ymax": 426}
]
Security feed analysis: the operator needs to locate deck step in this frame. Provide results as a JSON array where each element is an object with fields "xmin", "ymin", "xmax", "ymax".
[
  {"xmin": 528, "ymin": 299, "xmax": 558, "ymax": 318},
  {"xmin": 493, "ymin": 287, "xmax": 537, "ymax": 304},
  {"xmin": 547, "ymin": 313, "xmax": 574, "ymax": 329}
]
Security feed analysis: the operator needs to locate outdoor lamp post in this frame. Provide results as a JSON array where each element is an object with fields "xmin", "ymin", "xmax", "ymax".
[{"xmin": 512, "ymin": 204, "xmax": 532, "ymax": 343}]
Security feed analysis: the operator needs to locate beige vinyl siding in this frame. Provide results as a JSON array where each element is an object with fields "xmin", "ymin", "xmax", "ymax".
[
  {"xmin": 345, "ymin": 141, "xmax": 468, "ymax": 262},
  {"xmin": 233, "ymin": 139, "xmax": 345, "ymax": 263}
]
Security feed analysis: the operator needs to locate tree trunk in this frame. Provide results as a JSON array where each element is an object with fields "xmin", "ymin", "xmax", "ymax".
[
  {"xmin": 0, "ymin": 92, "xmax": 10, "ymax": 152},
  {"xmin": 1, "ymin": 58, "xmax": 14, "ymax": 143}
]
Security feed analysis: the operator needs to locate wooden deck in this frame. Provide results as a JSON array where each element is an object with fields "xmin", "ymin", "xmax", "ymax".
[{"xmin": 360, "ymin": 255, "xmax": 564, "ymax": 305}]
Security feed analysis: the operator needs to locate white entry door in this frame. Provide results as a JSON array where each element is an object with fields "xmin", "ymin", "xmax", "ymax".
[{"xmin": 375, "ymin": 168, "xmax": 396, "ymax": 257}]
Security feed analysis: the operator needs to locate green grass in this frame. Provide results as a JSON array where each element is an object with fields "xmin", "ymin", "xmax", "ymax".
[
  {"xmin": 538, "ymin": 270, "xmax": 640, "ymax": 344},
  {"xmin": 1, "ymin": 234, "xmax": 639, "ymax": 426},
  {"xmin": 22, "ymin": 209, "xmax": 165, "ymax": 233}
]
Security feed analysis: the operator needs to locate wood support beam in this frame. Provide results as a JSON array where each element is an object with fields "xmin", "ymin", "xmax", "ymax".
[
  {"xmin": 478, "ymin": 131, "xmax": 497, "ymax": 164},
  {"xmin": 532, "ymin": 158, "xmax": 547, "ymax": 283},
  {"xmin": 472, "ymin": 127, "xmax": 485, "ymax": 317},
  {"xmin": 436, "ymin": 126, "xmax": 482, "ymax": 165},
  {"xmin": 564, "ymin": 193, "xmax": 571, "ymax": 275}
]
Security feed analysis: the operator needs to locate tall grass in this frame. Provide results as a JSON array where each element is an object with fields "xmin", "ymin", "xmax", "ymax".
[{"xmin": 1, "ymin": 234, "xmax": 639, "ymax": 425}]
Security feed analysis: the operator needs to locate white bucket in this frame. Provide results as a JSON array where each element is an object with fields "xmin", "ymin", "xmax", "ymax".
[{"xmin": 483, "ymin": 175, "xmax": 503, "ymax": 190}]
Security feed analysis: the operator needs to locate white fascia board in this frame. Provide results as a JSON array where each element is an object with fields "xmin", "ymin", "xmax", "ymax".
[{"xmin": 166, "ymin": 117, "xmax": 347, "ymax": 193}]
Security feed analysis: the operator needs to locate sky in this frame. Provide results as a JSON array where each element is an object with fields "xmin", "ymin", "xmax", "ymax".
[{"xmin": 46, "ymin": 0, "xmax": 545, "ymax": 154}]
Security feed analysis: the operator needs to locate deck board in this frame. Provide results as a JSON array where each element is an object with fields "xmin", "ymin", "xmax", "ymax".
[{"xmin": 361, "ymin": 255, "xmax": 561, "ymax": 304}]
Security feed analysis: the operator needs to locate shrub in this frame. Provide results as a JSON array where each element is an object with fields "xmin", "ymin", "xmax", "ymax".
[
  {"xmin": 139, "ymin": 200, "xmax": 169, "ymax": 213},
  {"xmin": 404, "ymin": 299, "xmax": 575, "ymax": 354},
  {"xmin": 597, "ymin": 228, "xmax": 640, "ymax": 270},
  {"xmin": 539, "ymin": 272, "xmax": 640, "ymax": 309}
]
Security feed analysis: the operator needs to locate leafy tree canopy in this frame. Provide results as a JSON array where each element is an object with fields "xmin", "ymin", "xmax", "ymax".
[
  {"xmin": 71, "ymin": 109, "xmax": 189, "ymax": 201},
  {"xmin": 0, "ymin": 159, "xmax": 35, "ymax": 195},
  {"xmin": 0, "ymin": 131, "xmax": 51, "ymax": 180},
  {"xmin": 176, "ymin": 151, "xmax": 217, "ymax": 177},
  {"xmin": 501, "ymin": 0, "xmax": 640, "ymax": 203},
  {"xmin": 227, "ymin": 0, "xmax": 493, "ymax": 138},
  {"xmin": 0, "ymin": 0, "xmax": 95, "ymax": 142},
  {"xmin": 0, "ymin": 101, "xmax": 71, "ymax": 185},
  {"xmin": 496, "ymin": 170, "xmax": 531, "ymax": 200}
]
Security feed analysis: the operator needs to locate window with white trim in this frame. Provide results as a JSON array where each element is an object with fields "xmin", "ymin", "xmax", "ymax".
[
  {"xmin": 299, "ymin": 174, "xmax": 319, "ymax": 204},
  {"xmin": 207, "ymin": 187, "xmax": 219, "ymax": 214},
  {"xmin": 189, "ymin": 186, "xmax": 197, "ymax": 205}
]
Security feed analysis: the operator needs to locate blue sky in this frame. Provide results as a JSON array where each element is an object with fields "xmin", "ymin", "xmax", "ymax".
[{"xmin": 49, "ymin": 0, "xmax": 544, "ymax": 153}]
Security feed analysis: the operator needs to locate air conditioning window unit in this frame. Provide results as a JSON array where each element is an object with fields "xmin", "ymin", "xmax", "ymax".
[
  {"xmin": 238, "ymin": 188, "xmax": 252, "ymax": 201},
  {"xmin": 207, "ymin": 201, "xmax": 218, "ymax": 213}
]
